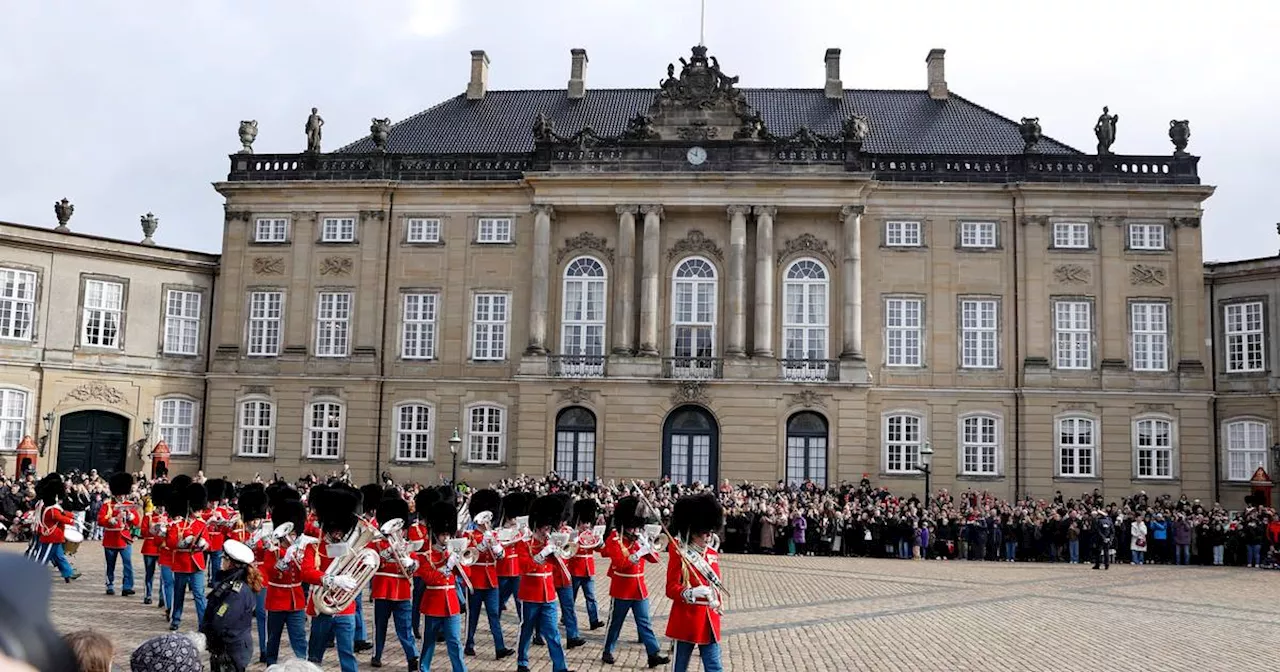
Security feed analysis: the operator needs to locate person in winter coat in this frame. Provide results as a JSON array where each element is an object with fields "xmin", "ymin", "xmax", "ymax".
[
  {"xmin": 201, "ymin": 540, "xmax": 263, "ymax": 672},
  {"xmin": 1130, "ymin": 518, "xmax": 1149, "ymax": 565}
]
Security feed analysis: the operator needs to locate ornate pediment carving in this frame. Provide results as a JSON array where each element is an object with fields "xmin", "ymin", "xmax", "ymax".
[
  {"xmin": 559, "ymin": 386, "xmax": 593, "ymax": 404},
  {"xmin": 788, "ymin": 390, "xmax": 826, "ymax": 409},
  {"xmin": 252, "ymin": 257, "xmax": 285, "ymax": 275},
  {"xmin": 667, "ymin": 230, "xmax": 724, "ymax": 262},
  {"xmin": 1053, "ymin": 264, "xmax": 1091, "ymax": 284},
  {"xmin": 670, "ymin": 381, "xmax": 708, "ymax": 405},
  {"xmin": 64, "ymin": 382, "xmax": 126, "ymax": 405},
  {"xmin": 556, "ymin": 232, "xmax": 614, "ymax": 265},
  {"xmin": 777, "ymin": 233, "xmax": 837, "ymax": 267},
  {"xmin": 319, "ymin": 256, "xmax": 353, "ymax": 276}
]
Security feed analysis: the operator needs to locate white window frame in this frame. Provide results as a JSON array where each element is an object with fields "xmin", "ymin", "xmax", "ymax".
[
  {"xmin": 883, "ymin": 412, "xmax": 924, "ymax": 474},
  {"xmin": 1130, "ymin": 302, "xmax": 1169, "ymax": 372},
  {"xmin": 401, "ymin": 293, "xmax": 438, "ymax": 360},
  {"xmin": 1133, "ymin": 416, "xmax": 1175, "ymax": 480},
  {"xmin": 81, "ymin": 279, "xmax": 125, "ymax": 349},
  {"xmin": 671, "ymin": 257, "xmax": 718, "ymax": 378},
  {"xmin": 959, "ymin": 221, "xmax": 997, "ymax": 249},
  {"xmin": 314, "ymin": 291, "xmax": 352, "ymax": 357},
  {"xmin": 406, "ymin": 218, "xmax": 441, "ymax": 243},
  {"xmin": 885, "ymin": 297, "xmax": 923, "ymax": 367},
  {"xmin": 320, "ymin": 217, "xmax": 356, "ymax": 243},
  {"xmin": 0, "ymin": 388, "xmax": 28, "ymax": 452},
  {"xmin": 246, "ymin": 291, "xmax": 283, "ymax": 357},
  {"xmin": 959, "ymin": 413, "xmax": 1000, "ymax": 476},
  {"xmin": 1057, "ymin": 415, "xmax": 1097, "ymax": 478},
  {"xmin": 959, "ymin": 298, "xmax": 998, "ymax": 369},
  {"xmin": 155, "ymin": 397, "xmax": 197, "ymax": 456},
  {"xmin": 476, "ymin": 217, "xmax": 512, "ymax": 244},
  {"xmin": 1053, "ymin": 300, "xmax": 1093, "ymax": 370},
  {"xmin": 471, "ymin": 292, "xmax": 510, "ymax": 361},
  {"xmin": 1127, "ymin": 223, "xmax": 1166, "ymax": 251},
  {"xmin": 466, "ymin": 404, "xmax": 505, "ymax": 464},
  {"xmin": 1052, "ymin": 222, "xmax": 1090, "ymax": 249},
  {"xmin": 1224, "ymin": 419, "xmax": 1269, "ymax": 482},
  {"xmin": 253, "ymin": 218, "xmax": 289, "ymax": 243},
  {"xmin": 0, "ymin": 268, "xmax": 37, "ymax": 341},
  {"xmin": 163, "ymin": 289, "xmax": 201, "ymax": 356},
  {"xmin": 560, "ymin": 256, "xmax": 608, "ymax": 358},
  {"xmin": 1224, "ymin": 301, "xmax": 1265, "ymax": 373},
  {"xmin": 885, "ymin": 221, "xmax": 922, "ymax": 247},
  {"xmin": 782, "ymin": 258, "xmax": 830, "ymax": 364},
  {"xmin": 305, "ymin": 400, "xmax": 344, "ymax": 460},
  {"xmin": 393, "ymin": 402, "xmax": 434, "ymax": 462},
  {"xmin": 236, "ymin": 397, "xmax": 275, "ymax": 457}
]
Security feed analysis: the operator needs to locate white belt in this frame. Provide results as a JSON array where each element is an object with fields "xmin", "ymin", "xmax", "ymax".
[
  {"xmin": 375, "ymin": 572, "xmax": 409, "ymax": 579},
  {"xmin": 527, "ymin": 572, "xmax": 551, "ymax": 577},
  {"xmin": 269, "ymin": 582, "xmax": 300, "ymax": 589},
  {"xmin": 614, "ymin": 573, "xmax": 644, "ymax": 578},
  {"xmin": 472, "ymin": 562, "xmax": 495, "ymax": 567},
  {"xmin": 426, "ymin": 585, "xmax": 454, "ymax": 590}
]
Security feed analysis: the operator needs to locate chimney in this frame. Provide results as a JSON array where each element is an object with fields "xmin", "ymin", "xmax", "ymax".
[
  {"xmin": 824, "ymin": 48, "xmax": 843, "ymax": 100},
  {"xmin": 567, "ymin": 48, "xmax": 588, "ymax": 99},
  {"xmin": 466, "ymin": 50, "xmax": 489, "ymax": 100},
  {"xmin": 926, "ymin": 48, "xmax": 947, "ymax": 100}
]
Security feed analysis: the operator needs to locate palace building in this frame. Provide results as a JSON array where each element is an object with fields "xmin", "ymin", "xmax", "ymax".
[{"xmin": 5, "ymin": 45, "xmax": 1261, "ymax": 503}]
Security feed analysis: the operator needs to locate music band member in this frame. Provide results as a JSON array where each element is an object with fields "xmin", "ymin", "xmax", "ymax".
[
  {"xmin": 302, "ymin": 484, "xmax": 364, "ymax": 672},
  {"xmin": 356, "ymin": 483, "xmax": 387, "ymax": 654},
  {"xmin": 600, "ymin": 495, "xmax": 668, "ymax": 667},
  {"xmin": 568, "ymin": 498, "xmax": 606, "ymax": 632},
  {"xmin": 202, "ymin": 479, "xmax": 231, "ymax": 583},
  {"xmin": 666, "ymin": 493, "xmax": 725, "ymax": 672},
  {"xmin": 414, "ymin": 500, "xmax": 467, "ymax": 672},
  {"xmin": 409, "ymin": 487, "xmax": 436, "ymax": 641},
  {"xmin": 515, "ymin": 494, "xmax": 572, "ymax": 672},
  {"xmin": 166, "ymin": 481, "xmax": 212, "ymax": 631},
  {"xmin": 161, "ymin": 475, "xmax": 196, "ymax": 621},
  {"xmin": 141, "ymin": 482, "xmax": 171, "ymax": 609},
  {"xmin": 370, "ymin": 493, "xmax": 419, "ymax": 670},
  {"xmin": 200, "ymin": 539, "xmax": 264, "ymax": 672},
  {"xmin": 462, "ymin": 488, "xmax": 514, "ymax": 660},
  {"xmin": 496, "ymin": 491, "xmax": 528, "ymax": 614},
  {"xmin": 262, "ymin": 494, "xmax": 309, "ymax": 664},
  {"xmin": 230, "ymin": 482, "xmax": 270, "ymax": 663},
  {"xmin": 549, "ymin": 492, "xmax": 584, "ymax": 649},
  {"xmin": 30, "ymin": 473, "xmax": 79, "ymax": 582},
  {"xmin": 99, "ymin": 471, "xmax": 141, "ymax": 596}
]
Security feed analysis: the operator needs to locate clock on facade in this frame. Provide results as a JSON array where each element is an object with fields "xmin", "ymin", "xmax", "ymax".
[{"xmin": 686, "ymin": 146, "xmax": 707, "ymax": 166}]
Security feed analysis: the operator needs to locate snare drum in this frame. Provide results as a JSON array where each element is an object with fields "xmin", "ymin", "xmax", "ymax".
[{"xmin": 63, "ymin": 526, "xmax": 84, "ymax": 555}]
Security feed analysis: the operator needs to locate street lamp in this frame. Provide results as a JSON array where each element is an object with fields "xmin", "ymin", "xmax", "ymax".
[
  {"xmin": 918, "ymin": 441, "xmax": 935, "ymax": 507},
  {"xmin": 448, "ymin": 428, "xmax": 462, "ymax": 489},
  {"xmin": 36, "ymin": 412, "xmax": 54, "ymax": 457},
  {"xmin": 134, "ymin": 417, "xmax": 154, "ymax": 459}
]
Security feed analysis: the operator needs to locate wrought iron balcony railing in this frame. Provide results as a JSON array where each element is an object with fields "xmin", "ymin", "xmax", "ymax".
[
  {"xmin": 662, "ymin": 356, "xmax": 723, "ymax": 380},
  {"xmin": 549, "ymin": 354, "xmax": 606, "ymax": 378},
  {"xmin": 779, "ymin": 359, "xmax": 839, "ymax": 382}
]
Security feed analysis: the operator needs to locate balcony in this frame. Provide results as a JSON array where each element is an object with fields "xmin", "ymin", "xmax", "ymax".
[
  {"xmin": 779, "ymin": 359, "xmax": 839, "ymax": 382},
  {"xmin": 549, "ymin": 354, "xmax": 606, "ymax": 378},
  {"xmin": 662, "ymin": 357, "xmax": 723, "ymax": 380}
]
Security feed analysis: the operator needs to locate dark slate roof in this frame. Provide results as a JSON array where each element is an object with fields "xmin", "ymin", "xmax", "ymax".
[{"xmin": 336, "ymin": 88, "xmax": 1080, "ymax": 156}]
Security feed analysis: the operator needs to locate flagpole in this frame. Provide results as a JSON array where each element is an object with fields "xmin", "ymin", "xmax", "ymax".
[{"xmin": 699, "ymin": 0, "xmax": 705, "ymax": 46}]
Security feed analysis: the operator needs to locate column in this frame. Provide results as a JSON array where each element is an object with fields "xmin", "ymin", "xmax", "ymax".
[
  {"xmin": 840, "ymin": 205, "xmax": 865, "ymax": 360},
  {"xmin": 525, "ymin": 204, "xmax": 553, "ymax": 355},
  {"xmin": 753, "ymin": 206, "xmax": 776, "ymax": 358},
  {"xmin": 638, "ymin": 205, "xmax": 663, "ymax": 356},
  {"xmin": 726, "ymin": 205, "xmax": 750, "ymax": 357},
  {"xmin": 612, "ymin": 205, "xmax": 638, "ymax": 355}
]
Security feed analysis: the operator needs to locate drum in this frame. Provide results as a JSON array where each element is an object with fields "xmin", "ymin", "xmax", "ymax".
[{"xmin": 63, "ymin": 526, "xmax": 83, "ymax": 555}]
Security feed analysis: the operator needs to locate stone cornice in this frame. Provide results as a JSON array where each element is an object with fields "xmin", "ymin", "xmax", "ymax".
[{"xmin": 0, "ymin": 223, "xmax": 219, "ymax": 271}]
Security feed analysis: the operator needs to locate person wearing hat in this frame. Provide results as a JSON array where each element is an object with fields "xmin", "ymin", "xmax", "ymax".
[
  {"xmin": 99, "ymin": 471, "xmax": 141, "ymax": 596},
  {"xmin": 228, "ymin": 482, "xmax": 270, "ymax": 663},
  {"xmin": 599, "ymin": 495, "xmax": 668, "ymax": 668},
  {"xmin": 167, "ymin": 480, "xmax": 212, "ymax": 631},
  {"xmin": 567, "ymin": 498, "xmax": 605, "ymax": 633},
  {"xmin": 547, "ymin": 492, "xmax": 584, "ymax": 650},
  {"xmin": 201, "ymin": 538, "xmax": 264, "ymax": 672},
  {"xmin": 262, "ymin": 493, "xmax": 309, "ymax": 665},
  {"xmin": 461, "ymin": 488, "xmax": 513, "ymax": 660},
  {"xmin": 130, "ymin": 633, "xmax": 204, "ymax": 672},
  {"xmin": 666, "ymin": 492, "xmax": 726, "ymax": 672},
  {"xmin": 202, "ymin": 478, "xmax": 232, "ymax": 583},
  {"xmin": 142, "ymin": 482, "xmax": 172, "ymax": 608},
  {"xmin": 495, "ymin": 491, "xmax": 528, "ymax": 615},
  {"xmin": 300, "ymin": 483, "xmax": 363, "ymax": 672},
  {"xmin": 412, "ymin": 500, "xmax": 467, "ymax": 672},
  {"xmin": 353, "ymin": 484, "xmax": 385, "ymax": 654},
  {"xmin": 1091, "ymin": 509, "xmax": 1114, "ymax": 570},
  {"xmin": 161, "ymin": 475, "xmax": 195, "ymax": 621},
  {"xmin": 514, "ymin": 494, "xmax": 571, "ymax": 672},
  {"xmin": 369, "ymin": 493, "xmax": 419, "ymax": 670},
  {"xmin": 409, "ymin": 487, "xmax": 437, "ymax": 641},
  {"xmin": 29, "ymin": 473, "xmax": 80, "ymax": 582}
]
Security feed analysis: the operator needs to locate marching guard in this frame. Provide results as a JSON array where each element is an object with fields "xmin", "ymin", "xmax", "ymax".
[
  {"xmin": 665, "ymin": 493, "xmax": 726, "ymax": 672},
  {"xmin": 202, "ymin": 479, "xmax": 232, "ymax": 583},
  {"xmin": 496, "ymin": 491, "xmax": 528, "ymax": 614},
  {"xmin": 369, "ymin": 493, "xmax": 419, "ymax": 670},
  {"xmin": 166, "ymin": 480, "xmax": 212, "ymax": 631},
  {"xmin": 261, "ymin": 492, "xmax": 309, "ymax": 664},
  {"xmin": 550, "ymin": 492, "xmax": 585, "ymax": 650},
  {"xmin": 414, "ymin": 500, "xmax": 467, "ymax": 672},
  {"xmin": 409, "ymin": 487, "xmax": 436, "ymax": 641},
  {"xmin": 29, "ymin": 473, "xmax": 79, "ymax": 582},
  {"xmin": 141, "ymin": 482, "xmax": 170, "ymax": 609},
  {"xmin": 515, "ymin": 494, "xmax": 573, "ymax": 672},
  {"xmin": 599, "ymin": 495, "xmax": 668, "ymax": 668},
  {"xmin": 356, "ymin": 483, "xmax": 387, "ymax": 653},
  {"xmin": 99, "ymin": 471, "xmax": 141, "ymax": 596},
  {"xmin": 462, "ymin": 489, "xmax": 514, "ymax": 660},
  {"xmin": 568, "ymin": 498, "xmax": 606, "ymax": 632},
  {"xmin": 301, "ymin": 484, "xmax": 364, "ymax": 672}
]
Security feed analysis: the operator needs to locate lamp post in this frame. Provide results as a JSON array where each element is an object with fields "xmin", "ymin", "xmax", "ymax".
[
  {"xmin": 448, "ymin": 428, "xmax": 462, "ymax": 490},
  {"xmin": 36, "ymin": 412, "xmax": 54, "ymax": 457},
  {"xmin": 918, "ymin": 441, "xmax": 935, "ymax": 507},
  {"xmin": 134, "ymin": 417, "xmax": 154, "ymax": 459}
]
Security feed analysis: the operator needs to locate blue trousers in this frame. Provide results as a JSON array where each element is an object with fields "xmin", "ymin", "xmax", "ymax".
[
  {"xmin": 308, "ymin": 613, "xmax": 357, "ymax": 672},
  {"xmin": 143, "ymin": 555, "xmax": 158, "ymax": 600},
  {"xmin": 373, "ymin": 599, "xmax": 417, "ymax": 662},
  {"xmin": 555, "ymin": 586, "xmax": 580, "ymax": 639},
  {"xmin": 411, "ymin": 577, "xmax": 426, "ymax": 635},
  {"xmin": 498, "ymin": 576, "xmax": 520, "ymax": 612},
  {"xmin": 104, "ymin": 545, "xmax": 134, "ymax": 591},
  {"xmin": 674, "ymin": 640, "xmax": 722, "ymax": 672},
  {"xmin": 1176, "ymin": 544, "xmax": 1191, "ymax": 565},
  {"xmin": 518, "ymin": 601, "xmax": 567, "ymax": 670},
  {"xmin": 1247, "ymin": 544, "xmax": 1262, "ymax": 566},
  {"xmin": 30, "ymin": 541, "xmax": 75, "ymax": 579},
  {"xmin": 571, "ymin": 576, "xmax": 600, "ymax": 624},
  {"xmin": 465, "ymin": 586, "xmax": 506, "ymax": 653},
  {"xmin": 354, "ymin": 592, "xmax": 367, "ymax": 641},
  {"xmin": 160, "ymin": 565, "xmax": 174, "ymax": 609},
  {"xmin": 1068, "ymin": 540, "xmax": 1080, "ymax": 563},
  {"xmin": 1132, "ymin": 550, "xmax": 1145, "ymax": 565},
  {"xmin": 170, "ymin": 571, "xmax": 207, "ymax": 629},
  {"xmin": 265, "ymin": 610, "xmax": 308, "ymax": 663},
  {"xmin": 420, "ymin": 614, "xmax": 465, "ymax": 672},
  {"xmin": 254, "ymin": 586, "xmax": 268, "ymax": 658},
  {"xmin": 603, "ymin": 597, "xmax": 661, "ymax": 656},
  {"xmin": 205, "ymin": 550, "xmax": 222, "ymax": 583},
  {"xmin": 1005, "ymin": 541, "xmax": 1018, "ymax": 561}
]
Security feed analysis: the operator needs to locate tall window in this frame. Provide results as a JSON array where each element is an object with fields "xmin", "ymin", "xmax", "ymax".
[
  {"xmin": 960, "ymin": 299, "xmax": 998, "ymax": 368},
  {"xmin": 320, "ymin": 217, "xmax": 355, "ymax": 242},
  {"xmin": 1128, "ymin": 223, "xmax": 1166, "ymax": 250},
  {"xmin": 786, "ymin": 412, "xmax": 828, "ymax": 487},
  {"xmin": 671, "ymin": 258, "xmax": 717, "ymax": 362},
  {"xmin": 401, "ymin": 293, "xmax": 437, "ymax": 359},
  {"xmin": 395, "ymin": 403, "xmax": 432, "ymax": 462},
  {"xmin": 247, "ymin": 291, "xmax": 283, "ymax": 356},
  {"xmin": 157, "ymin": 398, "xmax": 195, "ymax": 456},
  {"xmin": 782, "ymin": 259, "xmax": 829, "ymax": 362},
  {"xmin": 0, "ymin": 268, "xmax": 36, "ymax": 341},
  {"xmin": 1052, "ymin": 222, "xmax": 1089, "ymax": 249},
  {"xmin": 237, "ymin": 398, "xmax": 274, "ymax": 456},
  {"xmin": 1225, "ymin": 419, "xmax": 1268, "ymax": 481},
  {"xmin": 315, "ymin": 292, "xmax": 352, "ymax": 357},
  {"xmin": 1131, "ymin": 302, "xmax": 1169, "ymax": 372},
  {"xmin": 471, "ymin": 293, "xmax": 509, "ymax": 360},
  {"xmin": 306, "ymin": 401, "xmax": 343, "ymax": 459},
  {"xmin": 163, "ymin": 290, "xmax": 201, "ymax": 355},
  {"xmin": 555, "ymin": 407, "xmax": 596, "ymax": 481},
  {"xmin": 82, "ymin": 279, "xmax": 124, "ymax": 348},
  {"xmin": 884, "ymin": 413, "xmax": 922, "ymax": 474},
  {"xmin": 663, "ymin": 406, "xmax": 718, "ymax": 486},
  {"xmin": 959, "ymin": 222, "xmax": 997, "ymax": 249},
  {"xmin": 885, "ymin": 298, "xmax": 923, "ymax": 366},
  {"xmin": 1134, "ymin": 418, "xmax": 1173, "ymax": 479},
  {"xmin": 1057, "ymin": 416, "xmax": 1096, "ymax": 477},
  {"xmin": 0, "ymin": 388, "xmax": 27, "ymax": 451},
  {"xmin": 254, "ymin": 218, "xmax": 289, "ymax": 243},
  {"xmin": 886, "ymin": 221, "xmax": 921, "ymax": 247},
  {"xmin": 467, "ymin": 405, "xmax": 505, "ymax": 464},
  {"xmin": 561, "ymin": 257, "xmax": 607, "ymax": 358},
  {"xmin": 1054, "ymin": 301, "xmax": 1092, "ymax": 369},
  {"xmin": 1224, "ymin": 302, "xmax": 1265, "ymax": 372},
  {"xmin": 960, "ymin": 415, "xmax": 999, "ymax": 475},
  {"xmin": 406, "ymin": 218, "xmax": 441, "ymax": 243},
  {"xmin": 477, "ymin": 218, "xmax": 512, "ymax": 243}
]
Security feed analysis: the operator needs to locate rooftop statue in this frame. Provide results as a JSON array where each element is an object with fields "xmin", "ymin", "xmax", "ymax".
[
  {"xmin": 238, "ymin": 120, "xmax": 258, "ymax": 154},
  {"xmin": 1169, "ymin": 120, "xmax": 1190, "ymax": 157},
  {"xmin": 305, "ymin": 107, "xmax": 324, "ymax": 153},
  {"xmin": 1094, "ymin": 106, "xmax": 1118, "ymax": 155}
]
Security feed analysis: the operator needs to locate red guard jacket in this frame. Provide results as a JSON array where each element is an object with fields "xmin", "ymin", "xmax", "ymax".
[
  {"xmin": 301, "ymin": 539, "xmax": 357, "ymax": 617},
  {"xmin": 304, "ymin": 513, "xmax": 320, "ymax": 539},
  {"xmin": 496, "ymin": 527, "xmax": 521, "ymax": 578},
  {"xmin": 201, "ymin": 505, "xmax": 232, "ymax": 552},
  {"xmin": 369, "ymin": 539, "xmax": 414, "ymax": 601},
  {"xmin": 664, "ymin": 542, "xmax": 722, "ymax": 645},
  {"xmin": 261, "ymin": 543, "xmax": 308, "ymax": 612},
  {"xmin": 97, "ymin": 499, "xmax": 141, "ymax": 550},
  {"xmin": 463, "ymin": 529, "xmax": 502, "ymax": 590},
  {"xmin": 413, "ymin": 547, "xmax": 461, "ymax": 617},
  {"xmin": 165, "ymin": 517, "xmax": 210, "ymax": 573},
  {"xmin": 600, "ymin": 532, "xmax": 658, "ymax": 600},
  {"xmin": 515, "ymin": 538, "xmax": 559, "ymax": 603},
  {"xmin": 567, "ymin": 526, "xmax": 597, "ymax": 578},
  {"xmin": 141, "ymin": 512, "xmax": 167, "ymax": 556},
  {"xmin": 38, "ymin": 505, "xmax": 76, "ymax": 544}
]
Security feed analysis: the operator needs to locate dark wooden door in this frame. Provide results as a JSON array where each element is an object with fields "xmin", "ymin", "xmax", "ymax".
[{"xmin": 56, "ymin": 411, "xmax": 128, "ymax": 476}]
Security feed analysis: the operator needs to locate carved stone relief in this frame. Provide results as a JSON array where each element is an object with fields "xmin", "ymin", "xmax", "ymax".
[
  {"xmin": 555, "ymin": 232, "xmax": 615, "ymax": 265},
  {"xmin": 670, "ymin": 381, "xmax": 709, "ymax": 405},
  {"xmin": 1130, "ymin": 264, "xmax": 1167, "ymax": 286},
  {"xmin": 667, "ymin": 230, "xmax": 724, "ymax": 262},
  {"xmin": 253, "ymin": 257, "xmax": 285, "ymax": 275},
  {"xmin": 788, "ymin": 390, "xmax": 826, "ymax": 409},
  {"xmin": 1053, "ymin": 264, "xmax": 1091, "ymax": 284},
  {"xmin": 319, "ymin": 257, "xmax": 354, "ymax": 276},
  {"xmin": 64, "ymin": 382, "xmax": 126, "ymax": 405},
  {"xmin": 559, "ymin": 386, "xmax": 593, "ymax": 404},
  {"xmin": 776, "ymin": 233, "xmax": 837, "ymax": 267}
]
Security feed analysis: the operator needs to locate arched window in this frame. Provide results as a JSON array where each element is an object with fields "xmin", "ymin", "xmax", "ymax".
[
  {"xmin": 560, "ymin": 256, "xmax": 607, "ymax": 377},
  {"xmin": 671, "ymin": 258, "xmax": 717, "ymax": 370},
  {"xmin": 237, "ymin": 397, "xmax": 274, "ymax": 457},
  {"xmin": 306, "ymin": 400, "xmax": 344, "ymax": 459},
  {"xmin": 554, "ymin": 406, "xmax": 596, "ymax": 481},
  {"xmin": 662, "ymin": 405, "xmax": 719, "ymax": 486},
  {"xmin": 1133, "ymin": 417, "xmax": 1174, "ymax": 479},
  {"xmin": 782, "ymin": 259, "xmax": 829, "ymax": 380},
  {"xmin": 394, "ymin": 402, "xmax": 433, "ymax": 462},
  {"xmin": 0, "ymin": 388, "xmax": 29, "ymax": 451},
  {"xmin": 1225, "ymin": 419, "xmax": 1268, "ymax": 481},
  {"xmin": 1057, "ymin": 415, "xmax": 1096, "ymax": 477},
  {"xmin": 786, "ymin": 411, "xmax": 828, "ymax": 486}
]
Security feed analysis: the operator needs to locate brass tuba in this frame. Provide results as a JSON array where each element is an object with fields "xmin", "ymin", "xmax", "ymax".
[{"xmin": 312, "ymin": 519, "xmax": 381, "ymax": 615}]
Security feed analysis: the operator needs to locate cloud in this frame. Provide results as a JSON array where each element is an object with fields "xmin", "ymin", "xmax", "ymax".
[{"xmin": 405, "ymin": 0, "xmax": 461, "ymax": 37}]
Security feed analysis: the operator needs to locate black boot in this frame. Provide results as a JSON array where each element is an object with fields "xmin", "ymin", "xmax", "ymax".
[
  {"xmin": 464, "ymin": 647, "xmax": 476, "ymax": 657},
  {"xmin": 589, "ymin": 620, "xmax": 605, "ymax": 630},
  {"xmin": 648, "ymin": 652, "xmax": 671, "ymax": 668},
  {"xmin": 354, "ymin": 641, "xmax": 373, "ymax": 653},
  {"xmin": 566, "ymin": 637, "xmax": 586, "ymax": 649},
  {"xmin": 602, "ymin": 651, "xmax": 615, "ymax": 665},
  {"xmin": 370, "ymin": 658, "xmax": 382, "ymax": 668},
  {"xmin": 406, "ymin": 658, "xmax": 417, "ymax": 672},
  {"xmin": 496, "ymin": 648, "xmax": 514, "ymax": 660}
]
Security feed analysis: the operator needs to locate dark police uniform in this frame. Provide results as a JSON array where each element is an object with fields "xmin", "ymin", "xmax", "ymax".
[
  {"xmin": 201, "ymin": 569, "xmax": 258, "ymax": 672},
  {"xmin": 1092, "ymin": 515, "xmax": 1114, "ymax": 570}
]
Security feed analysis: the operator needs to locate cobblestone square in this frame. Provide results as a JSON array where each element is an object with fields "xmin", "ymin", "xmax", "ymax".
[{"xmin": 21, "ymin": 543, "xmax": 1277, "ymax": 671}]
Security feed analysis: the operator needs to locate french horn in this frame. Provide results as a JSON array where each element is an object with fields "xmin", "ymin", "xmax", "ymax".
[{"xmin": 576, "ymin": 524, "xmax": 606, "ymax": 550}]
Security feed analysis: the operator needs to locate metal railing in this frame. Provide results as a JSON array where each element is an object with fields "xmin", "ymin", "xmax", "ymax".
[
  {"xmin": 549, "ymin": 354, "xmax": 606, "ymax": 378},
  {"xmin": 661, "ymin": 356, "xmax": 723, "ymax": 380},
  {"xmin": 779, "ymin": 359, "xmax": 839, "ymax": 382}
]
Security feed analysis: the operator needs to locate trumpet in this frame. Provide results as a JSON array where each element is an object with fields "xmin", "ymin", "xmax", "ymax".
[
  {"xmin": 311, "ymin": 519, "xmax": 381, "ymax": 615},
  {"xmin": 496, "ymin": 516, "xmax": 530, "ymax": 547},
  {"xmin": 379, "ymin": 519, "xmax": 417, "ymax": 583},
  {"xmin": 443, "ymin": 538, "xmax": 476, "ymax": 594},
  {"xmin": 576, "ymin": 525, "xmax": 606, "ymax": 550}
]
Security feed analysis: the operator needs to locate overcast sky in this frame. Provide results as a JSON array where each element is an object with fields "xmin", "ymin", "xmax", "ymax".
[{"xmin": 1, "ymin": 0, "xmax": 1276, "ymax": 261}]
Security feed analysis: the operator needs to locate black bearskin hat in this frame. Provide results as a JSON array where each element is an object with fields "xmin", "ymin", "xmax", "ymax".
[
  {"xmin": 377, "ymin": 494, "xmax": 410, "ymax": 526},
  {"xmin": 359, "ymin": 484, "xmax": 384, "ymax": 515},
  {"xmin": 468, "ymin": 489, "xmax": 501, "ymax": 519},
  {"xmin": 612, "ymin": 496, "xmax": 646, "ymax": 530},
  {"xmin": 670, "ymin": 492, "xmax": 724, "ymax": 540},
  {"xmin": 36, "ymin": 473, "xmax": 65, "ymax": 506},
  {"xmin": 150, "ymin": 482, "xmax": 171, "ymax": 513},
  {"xmin": 427, "ymin": 500, "xmax": 457, "ymax": 537},
  {"xmin": 552, "ymin": 492, "xmax": 573, "ymax": 521},
  {"xmin": 314, "ymin": 485, "xmax": 360, "ymax": 535},
  {"xmin": 414, "ymin": 487, "xmax": 440, "ymax": 520},
  {"xmin": 572, "ymin": 498, "xmax": 599, "ymax": 526},
  {"xmin": 169, "ymin": 474, "xmax": 192, "ymax": 493},
  {"xmin": 530, "ymin": 494, "xmax": 568, "ymax": 530},
  {"xmin": 109, "ymin": 472, "xmax": 134, "ymax": 497},
  {"xmin": 307, "ymin": 483, "xmax": 329, "ymax": 511},
  {"xmin": 206, "ymin": 478, "xmax": 227, "ymax": 502},
  {"xmin": 434, "ymin": 485, "xmax": 457, "ymax": 508},
  {"xmin": 166, "ymin": 486, "xmax": 190, "ymax": 518},
  {"xmin": 266, "ymin": 482, "xmax": 300, "ymax": 510},
  {"xmin": 186, "ymin": 482, "xmax": 209, "ymax": 513},
  {"xmin": 272, "ymin": 499, "xmax": 307, "ymax": 533},
  {"xmin": 238, "ymin": 483, "xmax": 267, "ymax": 521},
  {"xmin": 500, "ymin": 491, "xmax": 528, "ymax": 524}
]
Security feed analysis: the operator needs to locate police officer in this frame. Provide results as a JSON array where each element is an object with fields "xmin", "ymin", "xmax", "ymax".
[
  {"xmin": 202, "ymin": 539, "xmax": 264, "ymax": 672},
  {"xmin": 1092, "ymin": 510, "xmax": 1114, "ymax": 570}
]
